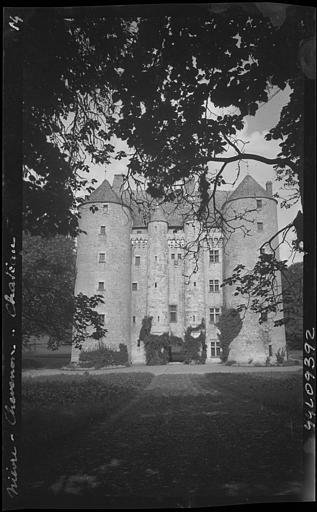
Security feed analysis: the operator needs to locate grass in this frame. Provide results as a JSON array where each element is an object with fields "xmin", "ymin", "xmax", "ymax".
[
  {"xmin": 22, "ymin": 373, "xmax": 154, "ymax": 453},
  {"xmin": 196, "ymin": 372, "xmax": 302, "ymax": 415}
]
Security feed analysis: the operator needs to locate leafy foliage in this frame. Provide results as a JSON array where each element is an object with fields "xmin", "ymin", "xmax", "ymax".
[
  {"xmin": 22, "ymin": 233, "xmax": 106, "ymax": 349},
  {"xmin": 144, "ymin": 333, "xmax": 170, "ymax": 366},
  {"xmin": 78, "ymin": 342, "xmax": 129, "ymax": 369},
  {"xmin": 11, "ymin": 6, "xmax": 313, "ymax": 238},
  {"xmin": 183, "ymin": 320, "xmax": 207, "ymax": 364},
  {"xmin": 281, "ymin": 262, "xmax": 303, "ymax": 350},
  {"xmin": 216, "ymin": 308, "xmax": 242, "ymax": 362},
  {"xmin": 221, "ymin": 253, "xmax": 288, "ymax": 325}
]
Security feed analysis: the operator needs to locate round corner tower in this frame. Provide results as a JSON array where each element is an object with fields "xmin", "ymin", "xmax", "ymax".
[
  {"xmin": 71, "ymin": 178, "xmax": 132, "ymax": 363},
  {"xmin": 222, "ymin": 175, "xmax": 286, "ymax": 364},
  {"xmin": 146, "ymin": 205, "xmax": 169, "ymax": 335}
]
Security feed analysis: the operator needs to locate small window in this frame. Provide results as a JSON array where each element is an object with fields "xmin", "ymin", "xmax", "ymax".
[
  {"xmin": 209, "ymin": 280, "xmax": 220, "ymax": 293},
  {"xmin": 155, "ymin": 256, "xmax": 158, "ymax": 262},
  {"xmin": 132, "ymin": 282, "xmax": 138, "ymax": 291},
  {"xmin": 171, "ymin": 253, "xmax": 175, "ymax": 260},
  {"xmin": 100, "ymin": 226, "xmax": 106, "ymax": 235},
  {"xmin": 211, "ymin": 340, "xmax": 221, "ymax": 358},
  {"xmin": 194, "ymin": 282, "xmax": 196, "ymax": 287},
  {"xmin": 135, "ymin": 256, "xmax": 140, "ymax": 266},
  {"xmin": 209, "ymin": 307, "xmax": 221, "ymax": 324},
  {"xmin": 157, "ymin": 316, "xmax": 160, "ymax": 322},
  {"xmin": 209, "ymin": 249, "xmax": 219, "ymax": 263},
  {"xmin": 155, "ymin": 282, "xmax": 157, "ymax": 288},
  {"xmin": 178, "ymin": 253, "xmax": 182, "ymax": 260},
  {"xmin": 169, "ymin": 305, "xmax": 177, "ymax": 323},
  {"xmin": 132, "ymin": 316, "xmax": 136, "ymax": 324},
  {"xmin": 257, "ymin": 222, "xmax": 264, "ymax": 232},
  {"xmin": 103, "ymin": 205, "xmax": 109, "ymax": 214},
  {"xmin": 98, "ymin": 281, "xmax": 105, "ymax": 291},
  {"xmin": 99, "ymin": 252, "xmax": 106, "ymax": 263},
  {"xmin": 193, "ymin": 315, "xmax": 196, "ymax": 322},
  {"xmin": 98, "ymin": 314, "xmax": 105, "ymax": 325},
  {"xmin": 256, "ymin": 199, "xmax": 262, "ymax": 209}
]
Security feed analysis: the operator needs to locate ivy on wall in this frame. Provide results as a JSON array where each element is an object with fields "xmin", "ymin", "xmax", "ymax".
[
  {"xmin": 216, "ymin": 308, "xmax": 242, "ymax": 362},
  {"xmin": 183, "ymin": 319, "xmax": 207, "ymax": 364}
]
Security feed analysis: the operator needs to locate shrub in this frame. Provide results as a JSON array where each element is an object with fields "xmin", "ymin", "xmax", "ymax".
[
  {"xmin": 216, "ymin": 308, "xmax": 242, "ymax": 362},
  {"xmin": 79, "ymin": 343, "xmax": 129, "ymax": 369},
  {"xmin": 183, "ymin": 320, "xmax": 207, "ymax": 364},
  {"xmin": 144, "ymin": 333, "xmax": 170, "ymax": 365},
  {"xmin": 276, "ymin": 347, "xmax": 286, "ymax": 365}
]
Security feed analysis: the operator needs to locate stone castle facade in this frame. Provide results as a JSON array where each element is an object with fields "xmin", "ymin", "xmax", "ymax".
[{"xmin": 71, "ymin": 174, "xmax": 286, "ymax": 365}]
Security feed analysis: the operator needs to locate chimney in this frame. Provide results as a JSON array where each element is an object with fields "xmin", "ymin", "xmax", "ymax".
[
  {"xmin": 266, "ymin": 181, "xmax": 273, "ymax": 196},
  {"xmin": 112, "ymin": 174, "xmax": 125, "ymax": 195}
]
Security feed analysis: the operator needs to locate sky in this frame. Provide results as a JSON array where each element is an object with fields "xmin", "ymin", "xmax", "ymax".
[{"xmin": 84, "ymin": 85, "xmax": 302, "ymax": 264}]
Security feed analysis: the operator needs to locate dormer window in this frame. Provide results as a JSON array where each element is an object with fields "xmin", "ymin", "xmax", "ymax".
[
  {"xmin": 256, "ymin": 199, "xmax": 262, "ymax": 209},
  {"xmin": 257, "ymin": 222, "xmax": 264, "ymax": 232},
  {"xmin": 100, "ymin": 226, "xmax": 106, "ymax": 235},
  {"xmin": 103, "ymin": 205, "xmax": 109, "ymax": 214}
]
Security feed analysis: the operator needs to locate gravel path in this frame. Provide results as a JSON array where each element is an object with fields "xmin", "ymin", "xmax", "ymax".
[
  {"xmin": 23, "ymin": 361, "xmax": 302, "ymax": 378},
  {"xmin": 20, "ymin": 372, "xmax": 303, "ymax": 508}
]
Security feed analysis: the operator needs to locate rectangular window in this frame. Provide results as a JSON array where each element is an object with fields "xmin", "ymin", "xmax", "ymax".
[
  {"xmin": 257, "ymin": 222, "xmax": 264, "ymax": 232},
  {"xmin": 256, "ymin": 199, "xmax": 262, "ymax": 209},
  {"xmin": 155, "ymin": 256, "xmax": 158, "ymax": 262},
  {"xmin": 194, "ymin": 282, "xmax": 196, "ymax": 287},
  {"xmin": 99, "ymin": 252, "xmax": 106, "ymax": 263},
  {"xmin": 169, "ymin": 305, "xmax": 177, "ymax": 323},
  {"xmin": 211, "ymin": 340, "xmax": 221, "ymax": 358},
  {"xmin": 103, "ymin": 205, "xmax": 109, "ymax": 214},
  {"xmin": 98, "ymin": 314, "xmax": 105, "ymax": 325},
  {"xmin": 155, "ymin": 282, "xmax": 157, "ymax": 288},
  {"xmin": 98, "ymin": 281, "xmax": 105, "ymax": 291},
  {"xmin": 171, "ymin": 253, "xmax": 175, "ymax": 260},
  {"xmin": 209, "ymin": 307, "xmax": 221, "ymax": 324},
  {"xmin": 209, "ymin": 249, "xmax": 219, "ymax": 263},
  {"xmin": 135, "ymin": 256, "xmax": 140, "ymax": 266},
  {"xmin": 178, "ymin": 253, "xmax": 182, "ymax": 260},
  {"xmin": 209, "ymin": 280, "xmax": 220, "ymax": 292},
  {"xmin": 100, "ymin": 226, "xmax": 106, "ymax": 235},
  {"xmin": 132, "ymin": 316, "xmax": 136, "ymax": 324},
  {"xmin": 132, "ymin": 282, "xmax": 138, "ymax": 291}
]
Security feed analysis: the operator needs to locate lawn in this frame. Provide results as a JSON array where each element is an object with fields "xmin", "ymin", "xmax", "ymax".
[
  {"xmin": 22, "ymin": 372, "xmax": 154, "ymax": 453},
  {"xmin": 20, "ymin": 371, "xmax": 304, "ymax": 508}
]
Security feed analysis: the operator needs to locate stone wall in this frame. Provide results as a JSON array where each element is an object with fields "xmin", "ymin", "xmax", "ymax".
[{"xmin": 71, "ymin": 201, "xmax": 132, "ymax": 363}]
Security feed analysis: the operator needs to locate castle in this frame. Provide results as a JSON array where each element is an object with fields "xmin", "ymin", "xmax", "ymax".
[{"xmin": 71, "ymin": 173, "xmax": 286, "ymax": 365}]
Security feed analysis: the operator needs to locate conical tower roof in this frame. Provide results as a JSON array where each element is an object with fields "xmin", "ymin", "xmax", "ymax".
[
  {"xmin": 148, "ymin": 204, "xmax": 168, "ymax": 224},
  {"xmin": 226, "ymin": 175, "xmax": 270, "ymax": 203},
  {"xmin": 84, "ymin": 178, "xmax": 123, "ymax": 205}
]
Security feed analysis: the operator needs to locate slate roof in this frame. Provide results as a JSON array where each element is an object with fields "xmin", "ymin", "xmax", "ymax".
[
  {"xmin": 84, "ymin": 179, "xmax": 125, "ymax": 205},
  {"xmin": 84, "ymin": 175, "xmax": 267, "ymax": 228},
  {"xmin": 149, "ymin": 204, "xmax": 168, "ymax": 223},
  {"xmin": 226, "ymin": 175, "xmax": 270, "ymax": 202}
]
